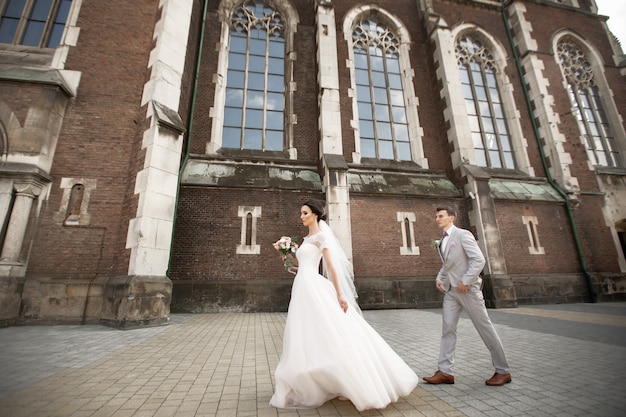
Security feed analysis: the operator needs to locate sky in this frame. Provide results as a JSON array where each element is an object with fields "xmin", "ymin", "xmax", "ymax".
[{"xmin": 595, "ymin": 0, "xmax": 626, "ymax": 47}]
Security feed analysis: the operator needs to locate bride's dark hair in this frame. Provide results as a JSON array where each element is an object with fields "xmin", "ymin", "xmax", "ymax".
[{"xmin": 303, "ymin": 199, "xmax": 327, "ymax": 222}]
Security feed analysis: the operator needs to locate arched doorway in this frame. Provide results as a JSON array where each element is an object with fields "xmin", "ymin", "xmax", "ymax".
[{"xmin": 616, "ymin": 219, "xmax": 626, "ymax": 262}]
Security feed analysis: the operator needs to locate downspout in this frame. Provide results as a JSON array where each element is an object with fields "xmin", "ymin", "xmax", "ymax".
[
  {"xmin": 167, "ymin": 0, "xmax": 209, "ymax": 276},
  {"xmin": 500, "ymin": 0, "xmax": 597, "ymax": 302}
]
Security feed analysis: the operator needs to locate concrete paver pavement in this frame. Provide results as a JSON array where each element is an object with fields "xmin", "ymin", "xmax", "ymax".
[{"xmin": 1, "ymin": 302, "xmax": 625, "ymax": 417}]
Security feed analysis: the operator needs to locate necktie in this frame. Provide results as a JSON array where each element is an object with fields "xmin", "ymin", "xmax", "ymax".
[{"xmin": 439, "ymin": 231, "xmax": 448, "ymax": 256}]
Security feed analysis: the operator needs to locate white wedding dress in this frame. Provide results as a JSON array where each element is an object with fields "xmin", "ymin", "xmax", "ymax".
[{"xmin": 270, "ymin": 232, "xmax": 419, "ymax": 411}]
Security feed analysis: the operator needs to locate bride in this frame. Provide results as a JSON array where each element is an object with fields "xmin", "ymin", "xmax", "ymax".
[{"xmin": 270, "ymin": 199, "xmax": 419, "ymax": 411}]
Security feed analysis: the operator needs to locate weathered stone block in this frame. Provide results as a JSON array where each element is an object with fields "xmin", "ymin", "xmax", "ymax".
[
  {"xmin": 0, "ymin": 277, "xmax": 22, "ymax": 322},
  {"xmin": 100, "ymin": 275, "xmax": 172, "ymax": 329}
]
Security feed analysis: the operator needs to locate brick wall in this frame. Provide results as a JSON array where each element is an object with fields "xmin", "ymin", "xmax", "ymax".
[
  {"xmin": 27, "ymin": 0, "xmax": 161, "ymax": 278},
  {"xmin": 5, "ymin": 0, "xmax": 624, "ymax": 323},
  {"xmin": 496, "ymin": 201, "xmax": 579, "ymax": 274},
  {"xmin": 170, "ymin": 187, "xmax": 322, "ymax": 281}
]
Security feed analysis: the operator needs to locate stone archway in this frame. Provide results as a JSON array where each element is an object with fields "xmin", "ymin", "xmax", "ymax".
[{"xmin": 616, "ymin": 219, "xmax": 626, "ymax": 262}]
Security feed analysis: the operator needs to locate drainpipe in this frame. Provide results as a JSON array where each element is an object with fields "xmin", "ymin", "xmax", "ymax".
[
  {"xmin": 166, "ymin": 0, "xmax": 209, "ymax": 276},
  {"xmin": 500, "ymin": 0, "xmax": 597, "ymax": 302}
]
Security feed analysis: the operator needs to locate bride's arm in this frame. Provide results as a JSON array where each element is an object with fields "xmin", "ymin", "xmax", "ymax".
[{"xmin": 322, "ymin": 247, "xmax": 349, "ymax": 312}]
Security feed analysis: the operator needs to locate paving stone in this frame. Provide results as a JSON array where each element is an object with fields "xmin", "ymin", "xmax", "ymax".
[{"xmin": 0, "ymin": 303, "xmax": 625, "ymax": 416}]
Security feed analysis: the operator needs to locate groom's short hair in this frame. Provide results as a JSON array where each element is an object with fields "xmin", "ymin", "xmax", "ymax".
[{"xmin": 436, "ymin": 206, "xmax": 456, "ymax": 217}]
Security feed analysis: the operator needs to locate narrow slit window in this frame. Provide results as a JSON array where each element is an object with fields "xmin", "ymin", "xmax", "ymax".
[
  {"xmin": 64, "ymin": 183, "xmax": 84, "ymax": 225},
  {"xmin": 523, "ymin": 215, "xmax": 545, "ymax": 255},
  {"xmin": 55, "ymin": 178, "xmax": 96, "ymax": 226},
  {"xmin": 397, "ymin": 212, "xmax": 419, "ymax": 255},
  {"xmin": 237, "ymin": 206, "xmax": 261, "ymax": 254},
  {"xmin": 404, "ymin": 218, "xmax": 412, "ymax": 250},
  {"xmin": 245, "ymin": 213, "xmax": 253, "ymax": 246}
]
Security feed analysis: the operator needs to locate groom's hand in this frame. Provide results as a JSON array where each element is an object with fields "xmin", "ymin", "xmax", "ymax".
[
  {"xmin": 457, "ymin": 282, "xmax": 469, "ymax": 292},
  {"xmin": 436, "ymin": 280, "xmax": 445, "ymax": 293}
]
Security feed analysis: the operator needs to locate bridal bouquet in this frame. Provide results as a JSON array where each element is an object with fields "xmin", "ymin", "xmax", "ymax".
[{"xmin": 273, "ymin": 236, "xmax": 299, "ymax": 269}]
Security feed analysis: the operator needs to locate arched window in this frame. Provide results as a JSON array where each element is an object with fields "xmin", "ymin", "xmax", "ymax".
[
  {"xmin": 404, "ymin": 218, "xmax": 412, "ymax": 250},
  {"xmin": 63, "ymin": 183, "xmax": 83, "ymax": 225},
  {"xmin": 0, "ymin": 121, "xmax": 7, "ymax": 156},
  {"xmin": 237, "ymin": 205, "xmax": 261, "ymax": 254},
  {"xmin": 245, "ymin": 212, "xmax": 253, "ymax": 246},
  {"xmin": 0, "ymin": 186, "xmax": 15, "ymax": 248},
  {"xmin": 556, "ymin": 37, "xmax": 622, "ymax": 168},
  {"xmin": 222, "ymin": 0, "xmax": 285, "ymax": 151},
  {"xmin": 344, "ymin": 5, "xmax": 425, "ymax": 166},
  {"xmin": 65, "ymin": 183, "xmax": 84, "ymax": 219},
  {"xmin": 352, "ymin": 17, "xmax": 410, "ymax": 161},
  {"xmin": 455, "ymin": 35, "xmax": 515, "ymax": 169},
  {"xmin": 396, "ymin": 211, "xmax": 419, "ymax": 255},
  {"xmin": 616, "ymin": 219, "xmax": 626, "ymax": 262},
  {"xmin": 523, "ymin": 215, "xmax": 544, "ymax": 255}
]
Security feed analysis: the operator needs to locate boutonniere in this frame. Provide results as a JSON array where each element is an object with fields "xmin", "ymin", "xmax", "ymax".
[{"xmin": 431, "ymin": 239, "xmax": 440, "ymax": 250}]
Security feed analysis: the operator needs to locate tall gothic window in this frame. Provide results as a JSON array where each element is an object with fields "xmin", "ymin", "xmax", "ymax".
[
  {"xmin": 557, "ymin": 38, "xmax": 622, "ymax": 168},
  {"xmin": 0, "ymin": 0, "xmax": 72, "ymax": 48},
  {"xmin": 456, "ymin": 35, "xmax": 515, "ymax": 169},
  {"xmin": 352, "ymin": 18, "xmax": 410, "ymax": 161},
  {"xmin": 223, "ymin": 0, "xmax": 285, "ymax": 151}
]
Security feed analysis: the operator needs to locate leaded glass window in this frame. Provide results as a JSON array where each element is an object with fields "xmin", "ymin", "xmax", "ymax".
[
  {"xmin": 557, "ymin": 39, "xmax": 622, "ymax": 168},
  {"xmin": 456, "ymin": 35, "xmax": 515, "ymax": 169},
  {"xmin": 223, "ymin": 0, "xmax": 285, "ymax": 151},
  {"xmin": 0, "ymin": 0, "xmax": 72, "ymax": 48},
  {"xmin": 352, "ymin": 18, "xmax": 410, "ymax": 161}
]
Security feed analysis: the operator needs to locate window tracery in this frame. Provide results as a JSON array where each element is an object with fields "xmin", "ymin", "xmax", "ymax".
[
  {"xmin": 455, "ymin": 34, "xmax": 515, "ymax": 169},
  {"xmin": 557, "ymin": 38, "xmax": 622, "ymax": 168},
  {"xmin": 223, "ymin": 0, "xmax": 286, "ymax": 151},
  {"xmin": 352, "ymin": 18, "xmax": 410, "ymax": 161}
]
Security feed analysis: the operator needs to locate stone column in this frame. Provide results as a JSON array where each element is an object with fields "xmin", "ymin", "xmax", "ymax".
[
  {"xmin": 101, "ymin": 0, "xmax": 193, "ymax": 329},
  {"xmin": 1, "ymin": 182, "xmax": 41, "ymax": 263},
  {"xmin": 463, "ymin": 166, "xmax": 517, "ymax": 308},
  {"xmin": 0, "ymin": 181, "xmax": 41, "ymax": 321},
  {"xmin": 0, "ymin": 181, "xmax": 13, "ymax": 237},
  {"xmin": 126, "ymin": 0, "xmax": 192, "ymax": 277},
  {"xmin": 315, "ymin": 1, "xmax": 353, "ymax": 258}
]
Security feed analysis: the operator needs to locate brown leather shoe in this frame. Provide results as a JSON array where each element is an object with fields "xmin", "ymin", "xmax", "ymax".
[
  {"xmin": 423, "ymin": 370, "xmax": 454, "ymax": 384},
  {"xmin": 485, "ymin": 372, "xmax": 511, "ymax": 386}
]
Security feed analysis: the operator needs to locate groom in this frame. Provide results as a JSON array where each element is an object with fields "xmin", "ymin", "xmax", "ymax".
[{"xmin": 423, "ymin": 206, "xmax": 511, "ymax": 386}]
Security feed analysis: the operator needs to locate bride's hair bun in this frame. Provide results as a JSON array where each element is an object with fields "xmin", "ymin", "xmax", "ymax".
[{"xmin": 303, "ymin": 199, "xmax": 327, "ymax": 222}]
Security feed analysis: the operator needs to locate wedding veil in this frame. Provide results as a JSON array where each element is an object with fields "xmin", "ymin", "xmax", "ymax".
[{"xmin": 319, "ymin": 220, "xmax": 362, "ymax": 315}]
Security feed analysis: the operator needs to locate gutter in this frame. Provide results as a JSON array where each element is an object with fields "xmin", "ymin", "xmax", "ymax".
[{"xmin": 499, "ymin": 0, "xmax": 597, "ymax": 302}]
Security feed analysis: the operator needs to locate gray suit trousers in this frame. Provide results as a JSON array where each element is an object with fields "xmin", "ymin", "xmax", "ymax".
[{"xmin": 438, "ymin": 286, "xmax": 510, "ymax": 375}]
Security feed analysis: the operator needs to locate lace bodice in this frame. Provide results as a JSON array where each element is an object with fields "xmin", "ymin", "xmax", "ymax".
[{"xmin": 295, "ymin": 233, "xmax": 328, "ymax": 273}]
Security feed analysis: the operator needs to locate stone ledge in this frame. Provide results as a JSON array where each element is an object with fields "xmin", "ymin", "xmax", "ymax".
[{"xmin": 0, "ymin": 64, "xmax": 80, "ymax": 97}]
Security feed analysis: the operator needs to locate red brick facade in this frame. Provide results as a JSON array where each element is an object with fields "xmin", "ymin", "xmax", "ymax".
[{"xmin": 1, "ymin": 0, "xmax": 624, "ymax": 327}]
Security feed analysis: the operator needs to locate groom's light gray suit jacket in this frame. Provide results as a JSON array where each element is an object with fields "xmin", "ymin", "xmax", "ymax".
[{"xmin": 436, "ymin": 225, "xmax": 486, "ymax": 291}]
